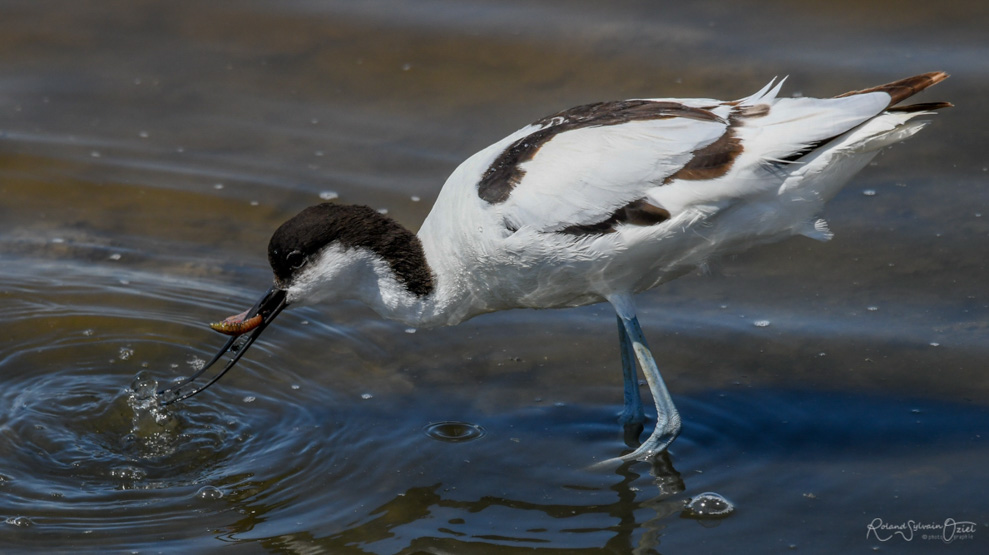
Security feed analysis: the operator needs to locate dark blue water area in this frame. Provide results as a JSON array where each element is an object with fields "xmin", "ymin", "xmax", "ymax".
[
  {"xmin": 658, "ymin": 389, "xmax": 988, "ymax": 553},
  {"xmin": 150, "ymin": 389, "xmax": 989, "ymax": 553},
  {"xmin": 188, "ymin": 385, "xmax": 989, "ymax": 554},
  {"xmin": 0, "ymin": 261, "xmax": 984, "ymax": 552},
  {"xmin": 0, "ymin": 253, "xmax": 984, "ymax": 553},
  {"xmin": 384, "ymin": 389, "xmax": 989, "ymax": 553}
]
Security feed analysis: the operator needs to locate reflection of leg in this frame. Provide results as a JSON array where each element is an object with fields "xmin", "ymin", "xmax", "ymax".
[
  {"xmin": 617, "ymin": 315, "xmax": 645, "ymax": 446},
  {"xmin": 609, "ymin": 451, "xmax": 684, "ymax": 551},
  {"xmin": 609, "ymin": 294, "xmax": 681, "ymax": 461}
]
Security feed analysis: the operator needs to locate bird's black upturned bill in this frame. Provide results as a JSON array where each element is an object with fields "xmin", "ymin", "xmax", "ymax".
[{"xmin": 157, "ymin": 286, "xmax": 288, "ymax": 405}]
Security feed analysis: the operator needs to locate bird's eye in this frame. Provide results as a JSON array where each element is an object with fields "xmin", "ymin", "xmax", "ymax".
[{"xmin": 286, "ymin": 250, "xmax": 307, "ymax": 270}]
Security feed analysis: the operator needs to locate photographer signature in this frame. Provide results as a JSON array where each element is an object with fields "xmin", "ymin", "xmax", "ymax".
[{"xmin": 866, "ymin": 518, "xmax": 977, "ymax": 543}]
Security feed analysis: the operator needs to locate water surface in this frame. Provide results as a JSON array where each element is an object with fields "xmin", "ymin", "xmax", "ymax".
[{"xmin": 1, "ymin": 1, "xmax": 987, "ymax": 552}]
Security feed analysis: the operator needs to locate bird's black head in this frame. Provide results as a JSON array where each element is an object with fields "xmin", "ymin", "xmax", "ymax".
[
  {"xmin": 157, "ymin": 203, "xmax": 433, "ymax": 405},
  {"xmin": 267, "ymin": 203, "xmax": 434, "ymax": 296}
]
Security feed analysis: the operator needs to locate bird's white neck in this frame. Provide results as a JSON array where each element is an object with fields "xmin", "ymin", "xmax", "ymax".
[{"xmin": 283, "ymin": 231, "xmax": 481, "ymax": 329}]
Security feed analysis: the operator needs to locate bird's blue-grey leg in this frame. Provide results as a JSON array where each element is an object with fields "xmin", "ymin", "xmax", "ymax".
[
  {"xmin": 617, "ymin": 315, "xmax": 646, "ymax": 441},
  {"xmin": 608, "ymin": 294, "xmax": 681, "ymax": 461}
]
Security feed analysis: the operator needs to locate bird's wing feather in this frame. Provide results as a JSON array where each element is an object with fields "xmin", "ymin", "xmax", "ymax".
[
  {"xmin": 497, "ymin": 113, "xmax": 728, "ymax": 232},
  {"xmin": 457, "ymin": 76, "xmax": 939, "ymax": 238}
]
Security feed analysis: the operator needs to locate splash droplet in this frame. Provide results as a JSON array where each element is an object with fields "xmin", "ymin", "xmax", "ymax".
[
  {"xmin": 5, "ymin": 516, "xmax": 33, "ymax": 527},
  {"xmin": 129, "ymin": 372, "xmax": 158, "ymax": 401},
  {"xmin": 197, "ymin": 485, "xmax": 224, "ymax": 500},
  {"xmin": 110, "ymin": 465, "xmax": 147, "ymax": 481}
]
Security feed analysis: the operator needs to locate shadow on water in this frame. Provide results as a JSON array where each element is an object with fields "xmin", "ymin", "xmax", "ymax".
[{"xmin": 253, "ymin": 455, "xmax": 688, "ymax": 555}]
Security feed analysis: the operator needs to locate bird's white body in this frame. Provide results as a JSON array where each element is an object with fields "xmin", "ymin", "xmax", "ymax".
[
  {"xmin": 180, "ymin": 73, "xmax": 946, "ymax": 463},
  {"xmin": 299, "ymin": 78, "xmax": 939, "ymax": 330}
]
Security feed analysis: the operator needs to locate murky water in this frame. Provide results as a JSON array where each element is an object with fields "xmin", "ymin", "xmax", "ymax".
[{"xmin": 2, "ymin": 1, "xmax": 987, "ymax": 552}]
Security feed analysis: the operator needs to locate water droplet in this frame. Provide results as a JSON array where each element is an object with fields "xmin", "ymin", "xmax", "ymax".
[
  {"xmin": 867, "ymin": 306, "xmax": 879, "ymax": 312},
  {"xmin": 360, "ymin": 393, "xmax": 373, "ymax": 400},
  {"xmin": 424, "ymin": 421, "xmax": 485, "ymax": 443},
  {"xmin": 196, "ymin": 485, "xmax": 224, "ymax": 500},
  {"xmin": 682, "ymin": 492, "xmax": 735, "ymax": 519},
  {"xmin": 753, "ymin": 319, "xmax": 771, "ymax": 328},
  {"xmin": 319, "ymin": 190, "xmax": 339, "ymax": 201},
  {"xmin": 213, "ymin": 183, "xmax": 224, "ymax": 190},
  {"xmin": 129, "ymin": 372, "xmax": 158, "ymax": 400},
  {"xmin": 90, "ymin": 150, "xmax": 101, "ymax": 158},
  {"xmin": 377, "ymin": 207, "xmax": 388, "ymax": 215},
  {"xmin": 5, "ymin": 516, "xmax": 33, "ymax": 527},
  {"xmin": 110, "ymin": 465, "xmax": 147, "ymax": 480},
  {"xmin": 109, "ymin": 253, "xmax": 122, "ymax": 261},
  {"xmin": 404, "ymin": 328, "xmax": 417, "ymax": 334},
  {"xmin": 929, "ymin": 342, "xmax": 940, "ymax": 347},
  {"xmin": 862, "ymin": 189, "xmax": 876, "ymax": 196},
  {"xmin": 411, "ymin": 195, "xmax": 421, "ymax": 202},
  {"xmin": 138, "ymin": 130, "xmax": 149, "ymax": 139},
  {"xmin": 242, "ymin": 396, "xmax": 256, "ymax": 403},
  {"xmin": 119, "ymin": 347, "xmax": 134, "ymax": 360}
]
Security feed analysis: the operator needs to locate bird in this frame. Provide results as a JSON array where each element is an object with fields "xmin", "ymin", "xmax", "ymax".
[{"xmin": 158, "ymin": 72, "xmax": 950, "ymax": 462}]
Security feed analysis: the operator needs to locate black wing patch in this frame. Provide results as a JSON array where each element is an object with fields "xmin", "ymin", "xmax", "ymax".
[{"xmin": 557, "ymin": 198, "xmax": 671, "ymax": 235}]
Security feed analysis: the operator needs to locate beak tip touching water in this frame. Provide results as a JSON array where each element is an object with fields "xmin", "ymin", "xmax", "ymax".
[{"xmin": 156, "ymin": 286, "xmax": 288, "ymax": 404}]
